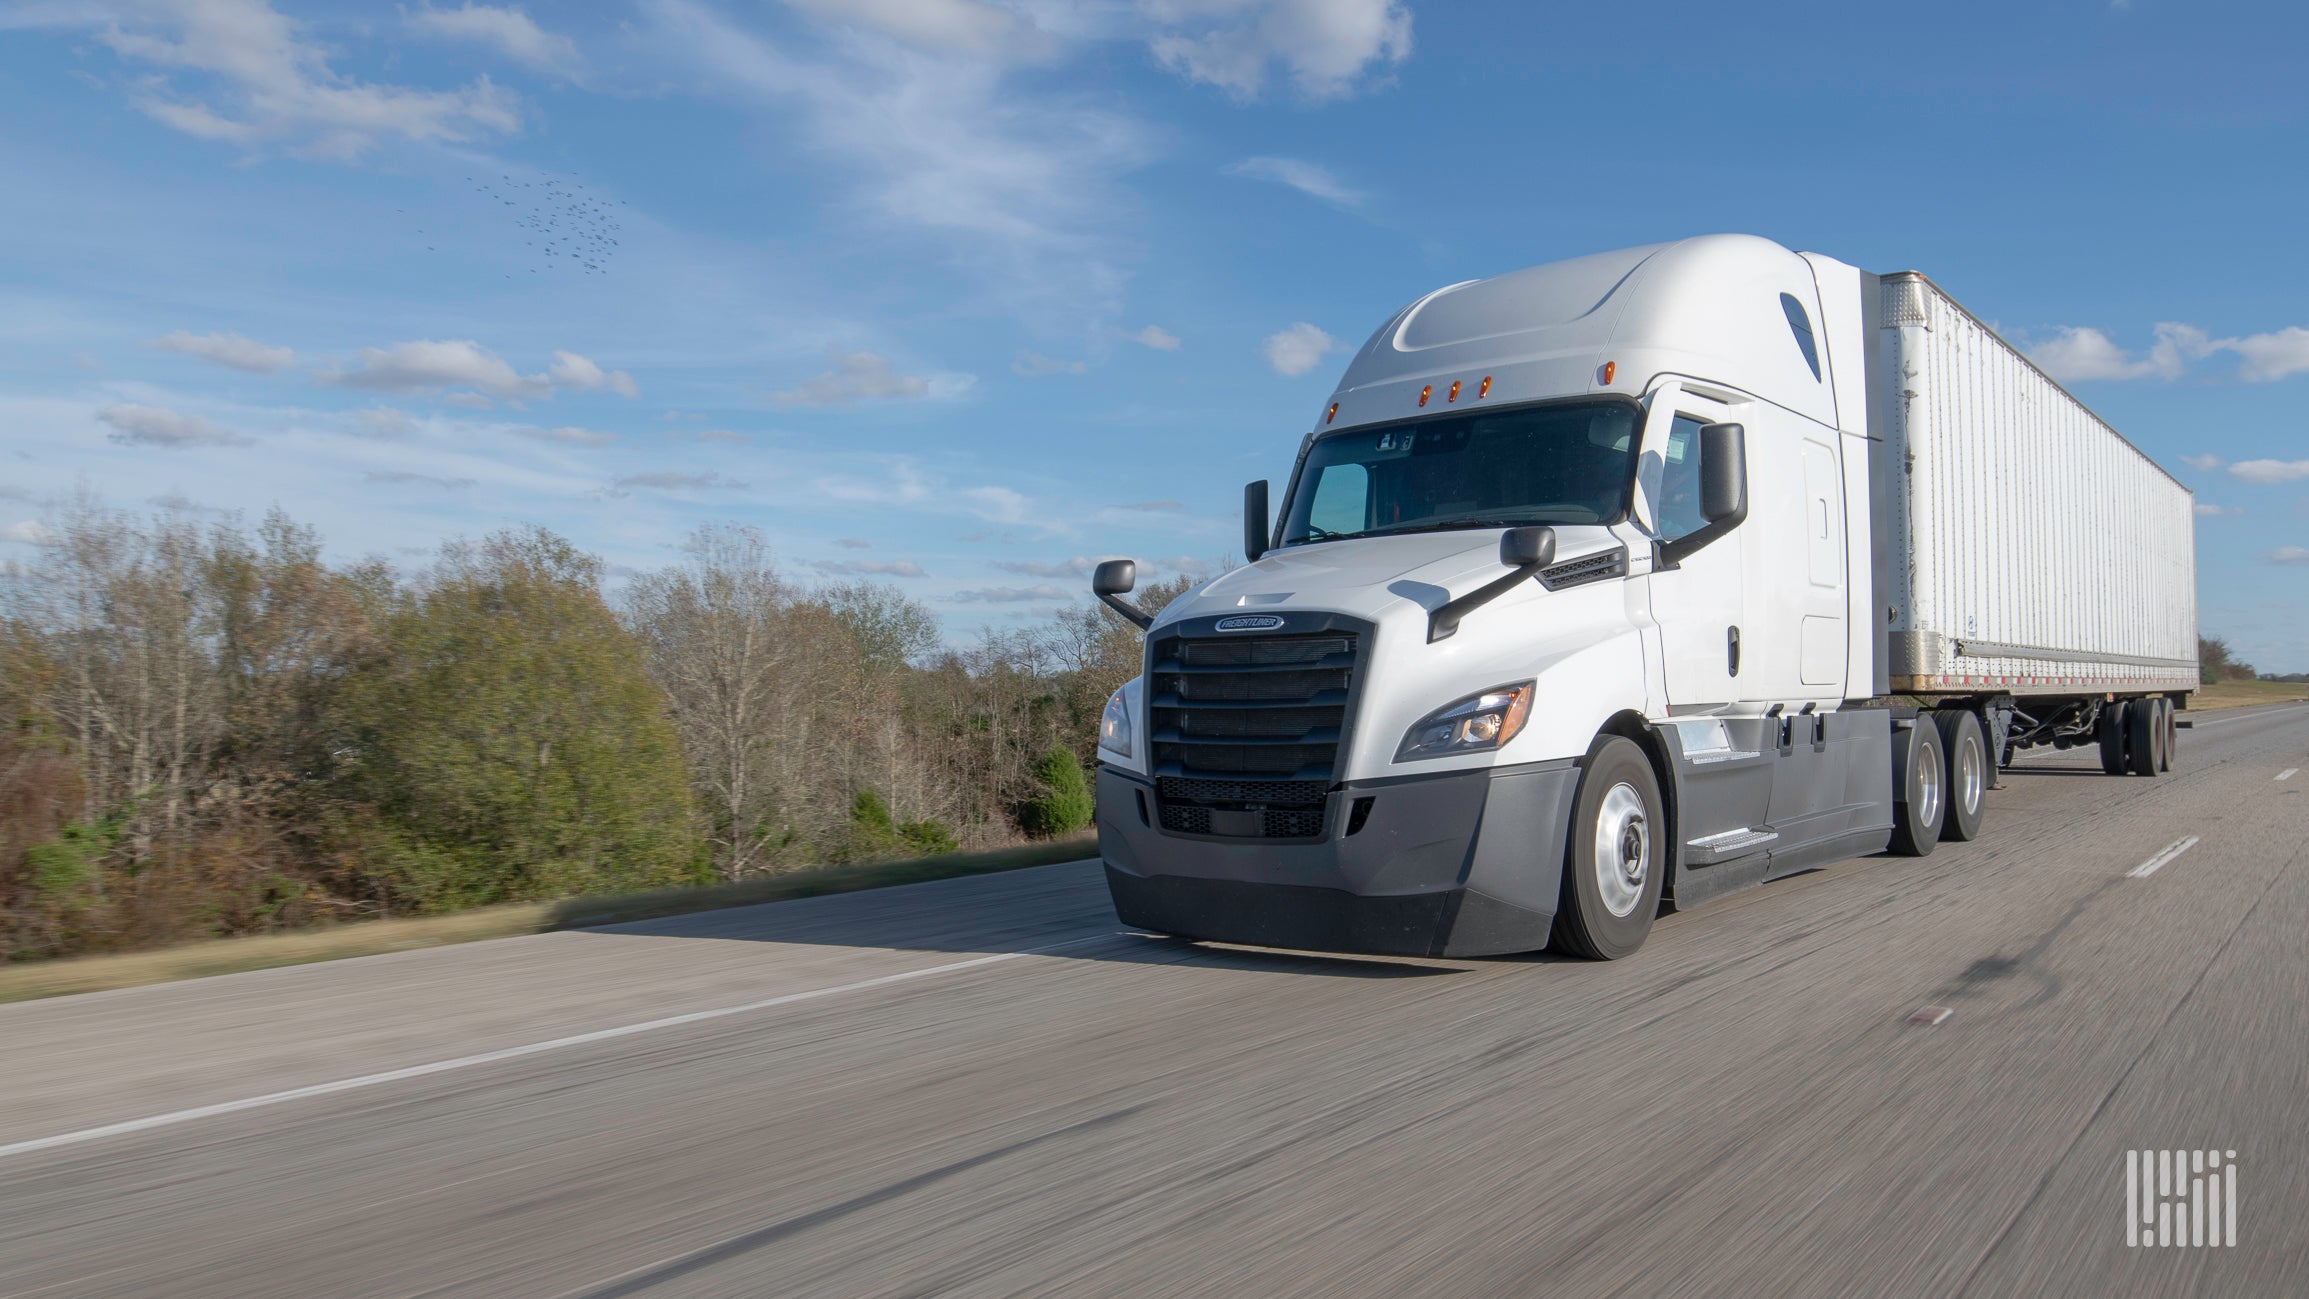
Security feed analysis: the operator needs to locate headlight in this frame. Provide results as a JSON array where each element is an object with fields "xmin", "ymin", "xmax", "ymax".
[
  {"xmin": 1395, "ymin": 682, "xmax": 1534, "ymax": 761},
  {"xmin": 1098, "ymin": 684, "xmax": 1132, "ymax": 758}
]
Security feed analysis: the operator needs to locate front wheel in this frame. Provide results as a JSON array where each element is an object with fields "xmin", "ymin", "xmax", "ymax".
[{"xmin": 1550, "ymin": 737, "xmax": 1664, "ymax": 960}]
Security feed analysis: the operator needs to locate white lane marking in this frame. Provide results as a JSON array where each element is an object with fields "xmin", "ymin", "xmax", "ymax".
[
  {"xmin": 2277, "ymin": 768, "xmax": 2299, "ymax": 782},
  {"xmin": 0, "ymin": 932, "xmax": 1117, "ymax": 1162},
  {"xmin": 2191, "ymin": 703, "xmax": 2309, "ymax": 727},
  {"xmin": 2127, "ymin": 836, "xmax": 2201, "ymax": 879}
]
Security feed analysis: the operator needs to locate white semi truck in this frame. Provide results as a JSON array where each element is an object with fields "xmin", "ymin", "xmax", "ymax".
[{"xmin": 1089, "ymin": 234, "xmax": 2198, "ymax": 959}]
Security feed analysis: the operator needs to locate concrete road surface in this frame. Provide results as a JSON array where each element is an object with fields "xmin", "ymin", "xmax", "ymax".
[{"xmin": 4, "ymin": 704, "xmax": 2305, "ymax": 1298}]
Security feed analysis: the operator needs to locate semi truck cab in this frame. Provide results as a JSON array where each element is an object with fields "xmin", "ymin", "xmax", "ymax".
[{"xmin": 1090, "ymin": 234, "xmax": 2193, "ymax": 960}]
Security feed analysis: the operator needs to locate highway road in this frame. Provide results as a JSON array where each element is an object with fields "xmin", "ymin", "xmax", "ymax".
[{"xmin": 3, "ymin": 704, "xmax": 2304, "ymax": 1298}]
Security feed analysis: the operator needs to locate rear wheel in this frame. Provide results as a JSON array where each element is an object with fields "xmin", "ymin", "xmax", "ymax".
[
  {"xmin": 1889, "ymin": 719, "xmax": 1945, "ymax": 856},
  {"xmin": 2127, "ymin": 697, "xmax": 2160, "ymax": 777},
  {"xmin": 1934, "ymin": 709, "xmax": 1987, "ymax": 842},
  {"xmin": 2159, "ymin": 698, "xmax": 2177, "ymax": 773},
  {"xmin": 2099, "ymin": 700, "xmax": 2130, "ymax": 776},
  {"xmin": 1550, "ymin": 737, "xmax": 1664, "ymax": 960}
]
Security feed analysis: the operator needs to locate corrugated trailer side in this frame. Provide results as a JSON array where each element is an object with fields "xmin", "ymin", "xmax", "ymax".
[{"xmin": 1874, "ymin": 273, "xmax": 2198, "ymax": 698}]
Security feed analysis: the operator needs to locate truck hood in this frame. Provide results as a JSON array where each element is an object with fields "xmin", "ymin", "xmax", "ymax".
[{"xmin": 1166, "ymin": 527, "xmax": 1623, "ymax": 625}]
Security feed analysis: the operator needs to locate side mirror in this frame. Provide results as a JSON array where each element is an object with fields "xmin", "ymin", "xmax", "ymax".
[
  {"xmin": 1243, "ymin": 480, "xmax": 1270, "ymax": 563},
  {"xmin": 1091, "ymin": 559, "xmax": 1152, "ymax": 630},
  {"xmin": 1499, "ymin": 526, "xmax": 1556, "ymax": 569},
  {"xmin": 1662, "ymin": 423, "xmax": 1749, "ymax": 566},
  {"xmin": 1699, "ymin": 422, "xmax": 1747, "ymax": 524}
]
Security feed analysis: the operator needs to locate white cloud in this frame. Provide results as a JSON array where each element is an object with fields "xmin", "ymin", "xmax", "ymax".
[
  {"xmin": 327, "ymin": 340, "xmax": 633, "ymax": 403},
  {"xmin": 353, "ymin": 408, "xmax": 416, "ymax": 438},
  {"xmin": 835, "ymin": 537, "xmax": 872, "ymax": 549},
  {"xmin": 607, "ymin": 470, "xmax": 748, "ymax": 492},
  {"xmin": 993, "ymin": 555, "xmax": 1114, "ymax": 578},
  {"xmin": 812, "ymin": 558, "xmax": 927, "ymax": 577},
  {"xmin": 2230, "ymin": 459, "xmax": 2309, "ymax": 484},
  {"xmin": 1014, "ymin": 351, "xmax": 1087, "ymax": 377},
  {"xmin": 1261, "ymin": 321, "xmax": 1340, "ymax": 377},
  {"xmin": 82, "ymin": 0, "xmax": 520, "ymax": 159},
  {"xmin": 1225, "ymin": 155, "xmax": 1363, "ymax": 205},
  {"xmin": 2181, "ymin": 454, "xmax": 2226, "ymax": 472},
  {"xmin": 408, "ymin": 4, "xmax": 583, "ymax": 79},
  {"xmin": 2026, "ymin": 324, "xmax": 2208, "ymax": 382},
  {"xmin": 951, "ymin": 583, "xmax": 1069, "ymax": 602},
  {"xmin": 2, "ymin": 519, "xmax": 56, "ymax": 545},
  {"xmin": 1116, "ymin": 498, "xmax": 1183, "ymax": 511},
  {"xmin": 1127, "ymin": 324, "xmax": 1181, "ymax": 351},
  {"xmin": 96, "ymin": 402, "xmax": 249, "ymax": 447},
  {"xmin": 960, "ymin": 484, "xmax": 1028, "ymax": 523},
  {"xmin": 2271, "ymin": 546, "xmax": 2309, "ymax": 566},
  {"xmin": 546, "ymin": 349, "xmax": 640, "ymax": 397},
  {"xmin": 681, "ymin": 428, "xmax": 750, "ymax": 443},
  {"xmin": 657, "ymin": 0, "xmax": 1148, "ymax": 325},
  {"xmin": 773, "ymin": 350, "xmax": 933, "ymax": 405},
  {"xmin": 2228, "ymin": 327, "xmax": 2309, "ymax": 382},
  {"xmin": 1143, "ymin": 0, "xmax": 1413, "ymax": 101},
  {"xmin": 365, "ymin": 470, "xmax": 475, "ymax": 489},
  {"xmin": 518, "ymin": 425, "xmax": 618, "ymax": 446},
  {"xmin": 150, "ymin": 329, "xmax": 295, "ymax": 372},
  {"xmin": 2194, "ymin": 502, "xmax": 2240, "ymax": 517}
]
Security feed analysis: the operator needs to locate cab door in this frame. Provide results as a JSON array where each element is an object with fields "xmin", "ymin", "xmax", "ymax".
[{"xmin": 1638, "ymin": 383, "xmax": 1749, "ymax": 712}]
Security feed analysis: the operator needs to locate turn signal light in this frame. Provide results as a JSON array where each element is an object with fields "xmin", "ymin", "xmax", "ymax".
[
  {"xmin": 1447, "ymin": 380, "xmax": 1461, "ymax": 403},
  {"xmin": 1325, "ymin": 401, "xmax": 1338, "ymax": 425},
  {"xmin": 1478, "ymin": 375, "xmax": 1491, "ymax": 398},
  {"xmin": 1600, "ymin": 361, "xmax": 1616, "ymax": 385},
  {"xmin": 1417, "ymin": 384, "xmax": 1431, "ymax": 407}
]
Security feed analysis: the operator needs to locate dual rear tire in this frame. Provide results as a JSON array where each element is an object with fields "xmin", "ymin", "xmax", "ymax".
[{"xmin": 2101, "ymin": 697, "xmax": 2173, "ymax": 777}]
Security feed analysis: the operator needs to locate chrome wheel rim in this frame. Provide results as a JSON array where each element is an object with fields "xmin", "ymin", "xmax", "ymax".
[
  {"xmin": 1593, "ymin": 782, "xmax": 1650, "ymax": 918},
  {"xmin": 1916, "ymin": 747, "xmax": 1942, "ymax": 829},
  {"xmin": 1957, "ymin": 737, "xmax": 1982, "ymax": 815}
]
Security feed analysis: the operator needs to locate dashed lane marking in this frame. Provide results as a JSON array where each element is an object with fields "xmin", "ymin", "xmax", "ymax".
[{"xmin": 2127, "ymin": 836, "xmax": 2202, "ymax": 879}]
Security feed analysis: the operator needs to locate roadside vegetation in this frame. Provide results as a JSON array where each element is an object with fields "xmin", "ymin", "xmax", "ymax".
[{"xmin": 0, "ymin": 500, "xmax": 1181, "ymax": 965}]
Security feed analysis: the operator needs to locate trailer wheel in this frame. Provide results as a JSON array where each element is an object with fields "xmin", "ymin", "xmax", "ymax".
[
  {"xmin": 1549, "ymin": 737, "xmax": 1663, "ymax": 960},
  {"xmin": 1889, "ymin": 720, "xmax": 1945, "ymax": 856},
  {"xmin": 2161, "ymin": 699, "xmax": 2178, "ymax": 772},
  {"xmin": 2126, "ymin": 697, "xmax": 2159, "ymax": 777},
  {"xmin": 2098, "ymin": 700, "xmax": 2130, "ymax": 776},
  {"xmin": 1934, "ymin": 709, "xmax": 1987, "ymax": 842}
]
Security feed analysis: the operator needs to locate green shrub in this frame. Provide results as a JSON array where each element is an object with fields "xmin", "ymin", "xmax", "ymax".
[{"xmin": 1018, "ymin": 747, "xmax": 1093, "ymax": 838}]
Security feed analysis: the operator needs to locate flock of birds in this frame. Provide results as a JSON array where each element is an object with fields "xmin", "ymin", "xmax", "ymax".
[{"xmin": 399, "ymin": 172, "xmax": 628, "ymax": 278}]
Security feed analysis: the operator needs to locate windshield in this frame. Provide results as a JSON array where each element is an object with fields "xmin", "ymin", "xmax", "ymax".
[{"xmin": 1279, "ymin": 399, "xmax": 1639, "ymax": 546}]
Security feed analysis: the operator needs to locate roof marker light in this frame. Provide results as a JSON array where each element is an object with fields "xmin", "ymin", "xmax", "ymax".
[
  {"xmin": 1447, "ymin": 380, "xmax": 1461, "ymax": 403},
  {"xmin": 1417, "ymin": 384, "xmax": 1431, "ymax": 407},
  {"xmin": 1325, "ymin": 402, "xmax": 1338, "ymax": 425},
  {"xmin": 1600, "ymin": 361, "xmax": 1616, "ymax": 385},
  {"xmin": 1478, "ymin": 376, "xmax": 1491, "ymax": 398}
]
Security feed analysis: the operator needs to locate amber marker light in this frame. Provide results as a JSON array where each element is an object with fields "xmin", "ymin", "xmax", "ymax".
[
  {"xmin": 1325, "ymin": 402, "xmax": 1339, "ymax": 425},
  {"xmin": 1601, "ymin": 361, "xmax": 1616, "ymax": 385},
  {"xmin": 1477, "ymin": 375, "xmax": 1492, "ymax": 398},
  {"xmin": 1447, "ymin": 380, "xmax": 1461, "ymax": 403},
  {"xmin": 1417, "ymin": 384, "xmax": 1431, "ymax": 407}
]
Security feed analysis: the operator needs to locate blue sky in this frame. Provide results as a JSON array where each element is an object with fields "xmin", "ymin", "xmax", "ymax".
[{"xmin": 3, "ymin": 0, "xmax": 2306, "ymax": 669}]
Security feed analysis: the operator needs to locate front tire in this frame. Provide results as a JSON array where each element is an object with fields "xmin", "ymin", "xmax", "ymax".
[
  {"xmin": 1935, "ymin": 709, "xmax": 1987, "ymax": 842},
  {"xmin": 1549, "ymin": 737, "xmax": 1664, "ymax": 960}
]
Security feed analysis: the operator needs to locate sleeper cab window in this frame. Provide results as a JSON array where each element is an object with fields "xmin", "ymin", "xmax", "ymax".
[{"xmin": 1780, "ymin": 292, "xmax": 1822, "ymax": 381}]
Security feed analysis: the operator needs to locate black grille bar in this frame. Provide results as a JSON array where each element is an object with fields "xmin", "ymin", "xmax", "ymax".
[{"xmin": 1148, "ymin": 623, "xmax": 1363, "ymax": 840}]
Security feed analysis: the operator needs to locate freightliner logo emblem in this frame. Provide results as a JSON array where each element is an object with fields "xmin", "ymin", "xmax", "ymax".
[{"xmin": 1214, "ymin": 615, "xmax": 1286, "ymax": 632}]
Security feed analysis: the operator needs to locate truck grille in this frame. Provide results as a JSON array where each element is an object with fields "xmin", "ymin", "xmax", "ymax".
[{"xmin": 1148, "ymin": 629, "xmax": 1358, "ymax": 839}]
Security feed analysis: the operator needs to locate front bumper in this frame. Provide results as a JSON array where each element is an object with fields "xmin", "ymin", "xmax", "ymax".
[{"xmin": 1096, "ymin": 760, "xmax": 1581, "ymax": 958}]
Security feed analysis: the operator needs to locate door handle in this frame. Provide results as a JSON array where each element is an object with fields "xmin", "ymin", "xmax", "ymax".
[{"xmin": 1727, "ymin": 625, "xmax": 1741, "ymax": 677}]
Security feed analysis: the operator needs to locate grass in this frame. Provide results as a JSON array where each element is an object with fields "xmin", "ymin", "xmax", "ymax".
[
  {"xmin": 0, "ymin": 835, "xmax": 1099, "ymax": 1005},
  {"xmin": 2190, "ymin": 679, "xmax": 2309, "ymax": 711}
]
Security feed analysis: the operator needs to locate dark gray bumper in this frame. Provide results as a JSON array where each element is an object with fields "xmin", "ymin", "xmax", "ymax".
[{"xmin": 1095, "ymin": 761, "xmax": 1580, "ymax": 958}]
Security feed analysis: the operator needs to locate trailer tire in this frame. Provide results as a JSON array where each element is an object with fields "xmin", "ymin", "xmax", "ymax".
[
  {"xmin": 1889, "ymin": 720, "xmax": 1945, "ymax": 857},
  {"xmin": 2159, "ymin": 698, "xmax": 2177, "ymax": 773},
  {"xmin": 1934, "ymin": 709, "xmax": 1987, "ymax": 843},
  {"xmin": 1549, "ymin": 737, "xmax": 1663, "ymax": 961},
  {"xmin": 2127, "ymin": 697, "xmax": 2159, "ymax": 777},
  {"xmin": 2098, "ymin": 701, "xmax": 2130, "ymax": 776}
]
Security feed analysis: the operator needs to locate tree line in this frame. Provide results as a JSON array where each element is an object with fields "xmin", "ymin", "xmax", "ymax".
[{"xmin": 0, "ymin": 502, "xmax": 1183, "ymax": 963}]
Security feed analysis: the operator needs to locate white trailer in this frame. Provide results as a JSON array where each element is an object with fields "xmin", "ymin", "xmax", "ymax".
[{"xmin": 1089, "ymin": 235, "xmax": 2197, "ymax": 960}]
